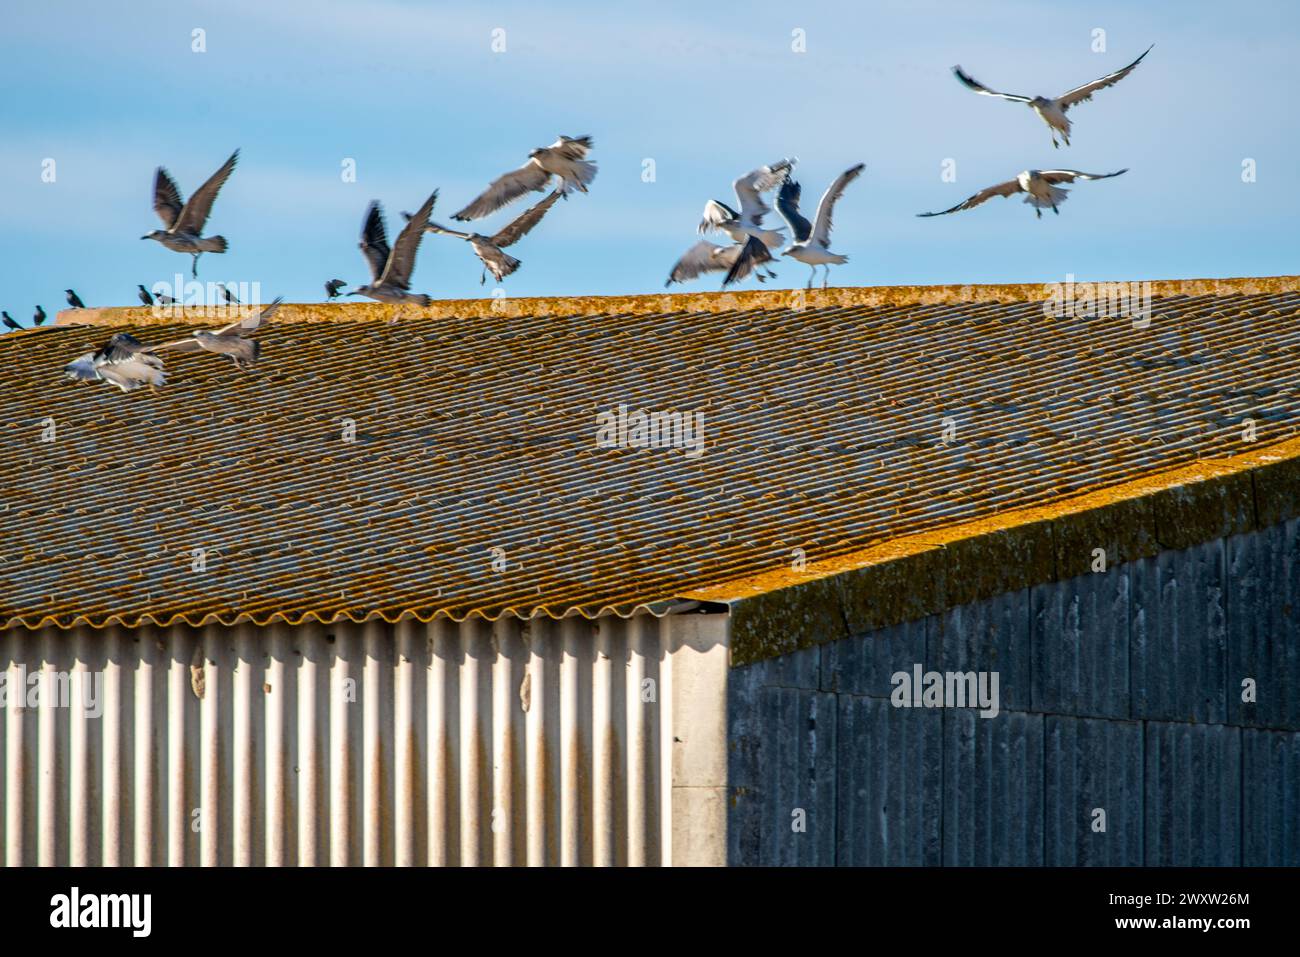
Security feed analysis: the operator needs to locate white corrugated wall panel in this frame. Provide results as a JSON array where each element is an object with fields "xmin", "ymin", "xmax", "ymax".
[{"xmin": 0, "ymin": 612, "xmax": 702, "ymax": 866}]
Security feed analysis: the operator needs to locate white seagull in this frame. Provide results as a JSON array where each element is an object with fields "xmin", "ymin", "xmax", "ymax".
[
  {"xmin": 665, "ymin": 236, "xmax": 773, "ymax": 289},
  {"xmin": 412, "ymin": 189, "xmax": 562, "ymax": 285},
  {"xmin": 775, "ymin": 163, "xmax": 865, "ymax": 289},
  {"xmin": 348, "ymin": 191, "xmax": 438, "ymax": 306},
  {"xmin": 64, "ymin": 333, "xmax": 167, "ymax": 392},
  {"xmin": 453, "ymin": 136, "xmax": 597, "ymax": 221},
  {"xmin": 149, "ymin": 297, "xmax": 283, "ymax": 370},
  {"xmin": 698, "ymin": 158, "xmax": 796, "ymax": 279},
  {"xmin": 918, "ymin": 168, "xmax": 1127, "ymax": 219},
  {"xmin": 952, "ymin": 46, "xmax": 1153, "ymax": 148}
]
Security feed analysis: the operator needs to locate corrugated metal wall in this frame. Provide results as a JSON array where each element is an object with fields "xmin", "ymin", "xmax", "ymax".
[
  {"xmin": 1, "ymin": 613, "xmax": 691, "ymax": 866},
  {"xmin": 728, "ymin": 520, "xmax": 1300, "ymax": 866}
]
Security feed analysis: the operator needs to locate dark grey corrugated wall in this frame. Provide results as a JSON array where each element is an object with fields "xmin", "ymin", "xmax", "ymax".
[{"xmin": 728, "ymin": 518, "xmax": 1300, "ymax": 865}]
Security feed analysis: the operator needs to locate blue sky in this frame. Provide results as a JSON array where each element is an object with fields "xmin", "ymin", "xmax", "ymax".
[{"xmin": 0, "ymin": 0, "xmax": 1295, "ymax": 316}]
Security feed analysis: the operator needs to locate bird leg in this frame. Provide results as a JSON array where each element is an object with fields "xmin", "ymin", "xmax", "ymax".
[
  {"xmin": 480, "ymin": 268, "xmax": 487, "ymax": 286},
  {"xmin": 1052, "ymin": 205, "xmax": 1059, "ymax": 215},
  {"xmin": 191, "ymin": 253, "xmax": 200, "ymax": 277},
  {"xmin": 806, "ymin": 265, "xmax": 816, "ymax": 290},
  {"xmin": 1036, "ymin": 208, "xmax": 1042, "ymax": 219},
  {"xmin": 822, "ymin": 266, "xmax": 829, "ymax": 290}
]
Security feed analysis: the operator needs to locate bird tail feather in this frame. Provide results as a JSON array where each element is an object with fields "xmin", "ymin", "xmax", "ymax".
[
  {"xmin": 198, "ymin": 235, "xmax": 228, "ymax": 253},
  {"xmin": 566, "ymin": 160, "xmax": 598, "ymax": 192}
]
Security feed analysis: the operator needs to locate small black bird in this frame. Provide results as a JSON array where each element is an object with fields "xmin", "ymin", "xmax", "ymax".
[
  {"xmin": 137, "ymin": 285, "xmax": 154, "ymax": 306},
  {"xmin": 2, "ymin": 311, "xmax": 20, "ymax": 331},
  {"xmin": 65, "ymin": 289, "xmax": 86, "ymax": 309},
  {"xmin": 33, "ymin": 306, "xmax": 46, "ymax": 326},
  {"xmin": 216, "ymin": 283, "xmax": 239, "ymax": 304},
  {"xmin": 325, "ymin": 279, "xmax": 346, "ymax": 299}
]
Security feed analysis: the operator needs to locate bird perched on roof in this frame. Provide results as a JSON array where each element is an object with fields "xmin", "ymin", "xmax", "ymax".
[
  {"xmin": 414, "ymin": 189, "xmax": 562, "ymax": 285},
  {"xmin": 157, "ymin": 294, "xmax": 177, "ymax": 306},
  {"xmin": 2, "ymin": 312, "xmax": 20, "ymax": 332},
  {"xmin": 64, "ymin": 333, "xmax": 166, "ymax": 392},
  {"xmin": 453, "ymin": 136, "xmax": 597, "ymax": 221},
  {"xmin": 216, "ymin": 283, "xmax": 239, "ymax": 305},
  {"xmin": 666, "ymin": 235, "xmax": 774, "ymax": 289},
  {"xmin": 137, "ymin": 285, "xmax": 154, "ymax": 306},
  {"xmin": 775, "ymin": 163, "xmax": 865, "ymax": 289},
  {"xmin": 698, "ymin": 158, "xmax": 796, "ymax": 280},
  {"xmin": 348, "ymin": 191, "xmax": 438, "ymax": 306},
  {"xmin": 324, "ymin": 278, "xmax": 347, "ymax": 300},
  {"xmin": 149, "ymin": 296, "xmax": 282, "ymax": 370},
  {"xmin": 141, "ymin": 149, "xmax": 239, "ymax": 276},
  {"xmin": 918, "ymin": 168, "xmax": 1127, "ymax": 219},
  {"xmin": 65, "ymin": 289, "xmax": 86, "ymax": 309},
  {"xmin": 33, "ymin": 306, "xmax": 46, "ymax": 326},
  {"xmin": 952, "ymin": 46, "xmax": 1153, "ymax": 148}
]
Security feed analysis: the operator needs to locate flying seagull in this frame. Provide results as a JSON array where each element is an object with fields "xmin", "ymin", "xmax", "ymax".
[
  {"xmin": 952, "ymin": 46, "xmax": 1153, "ymax": 148},
  {"xmin": 349, "ymin": 191, "xmax": 438, "ymax": 306},
  {"xmin": 64, "ymin": 333, "xmax": 166, "ymax": 392},
  {"xmin": 137, "ymin": 285, "xmax": 154, "ymax": 306},
  {"xmin": 150, "ymin": 296, "xmax": 283, "ymax": 370},
  {"xmin": 2, "ymin": 312, "xmax": 19, "ymax": 332},
  {"xmin": 65, "ymin": 289, "xmax": 86, "ymax": 309},
  {"xmin": 665, "ymin": 236, "xmax": 773, "ymax": 289},
  {"xmin": 413, "ymin": 189, "xmax": 562, "ymax": 285},
  {"xmin": 33, "ymin": 306, "xmax": 46, "ymax": 327},
  {"xmin": 324, "ymin": 279, "xmax": 347, "ymax": 299},
  {"xmin": 698, "ymin": 158, "xmax": 796, "ymax": 281},
  {"xmin": 918, "ymin": 168, "xmax": 1127, "ymax": 219},
  {"xmin": 775, "ymin": 163, "xmax": 865, "ymax": 289},
  {"xmin": 453, "ymin": 136, "xmax": 597, "ymax": 221},
  {"xmin": 141, "ymin": 149, "xmax": 239, "ymax": 276}
]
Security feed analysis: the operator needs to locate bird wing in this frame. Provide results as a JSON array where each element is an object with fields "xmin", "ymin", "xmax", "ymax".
[
  {"xmin": 550, "ymin": 135, "xmax": 594, "ymax": 160},
  {"xmin": 148, "ymin": 337, "xmax": 205, "ymax": 353},
  {"xmin": 1038, "ymin": 168, "xmax": 1128, "ymax": 184},
  {"xmin": 214, "ymin": 296, "xmax": 283, "ymax": 335},
  {"xmin": 951, "ymin": 66, "xmax": 1033, "ymax": 103},
  {"xmin": 722, "ymin": 236, "xmax": 774, "ymax": 288},
  {"xmin": 810, "ymin": 163, "xmax": 864, "ymax": 247},
  {"xmin": 97, "ymin": 333, "xmax": 147, "ymax": 361},
  {"xmin": 452, "ymin": 162, "xmax": 552, "ymax": 221},
  {"xmin": 425, "ymin": 221, "xmax": 471, "ymax": 240},
  {"xmin": 379, "ymin": 190, "xmax": 438, "ymax": 290},
  {"xmin": 918, "ymin": 178, "xmax": 1024, "ymax": 216},
  {"xmin": 733, "ymin": 159, "xmax": 795, "ymax": 226},
  {"xmin": 153, "ymin": 168, "xmax": 185, "ymax": 229},
  {"xmin": 359, "ymin": 201, "xmax": 392, "ymax": 282},
  {"xmin": 666, "ymin": 241, "xmax": 727, "ymax": 285},
  {"xmin": 173, "ymin": 149, "xmax": 239, "ymax": 236},
  {"xmin": 699, "ymin": 199, "xmax": 740, "ymax": 235},
  {"xmin": 492, "ymin": 190, "xmax": 563, "ymax": 248},
  {"xmin": 64, "ymin": 353, "xmax": 101, "ymax": 380},
  {"xmin": 775, "ymin": 179, "xmax": 813, "ymax": 244},
  {"xmin": 1057, "ymin": 45, "xmax": 1152, "ymax": 109}
]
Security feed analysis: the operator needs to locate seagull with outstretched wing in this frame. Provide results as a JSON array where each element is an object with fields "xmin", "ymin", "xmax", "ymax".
[
  {"xmin": 149, "ymin": 297, "xmax": 283, "ymax": 369},
  {"xmin": 349, "ymin": 191, "xmax": 438, "ymax": 305},
  {"xmin": 665, "ymin": 235, "xmax": 773, "ymax": 289},
  {"xmin": 453, "ymin": 136, "xmax": 597, "ymax": 221},
  {"xmin": 64, "ymin": 333, "xmax": 167, "ymax": 392},
  {"xmin": 918, "ymin": 168, "xmax": 1128, "ymax": 219},
  {"xmin": 413, "ymin": 189, "xmax": 562, "ymax": 285},
  {"xmin": 140, "ymin": 149, "xmax": 239, "ymax": 276},
  {"xmin": 775, "ymin": 163, "xmax": 865, "ymax": 289},
  {"xmin": 698, "ymin": 158, "xmax": 796, "ymax": 281},
  {"xmin": 952, "ymin": 46, "xmax": 1153, "ymax": 147}
]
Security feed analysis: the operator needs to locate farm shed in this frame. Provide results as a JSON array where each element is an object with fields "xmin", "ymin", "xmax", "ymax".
[{"xmin": 2, "ymin": 276, "xmax": 1299, "ymax": 865}]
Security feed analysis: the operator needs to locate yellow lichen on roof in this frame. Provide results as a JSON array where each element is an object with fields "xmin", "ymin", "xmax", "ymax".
[{"xmin": 4, "ymin": 277, "xmax": 1300, "ymax": 638}]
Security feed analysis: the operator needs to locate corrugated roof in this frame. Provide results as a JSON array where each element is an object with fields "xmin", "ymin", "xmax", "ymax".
[{"xmin": 3, "ymin": 277, "xmax": 1299, "ymax": 632}]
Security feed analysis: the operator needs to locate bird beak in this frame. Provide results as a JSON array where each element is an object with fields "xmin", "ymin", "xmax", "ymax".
[{"xmin": 139, "ymin": 235, "xmax": 149, "ymax": 240}]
